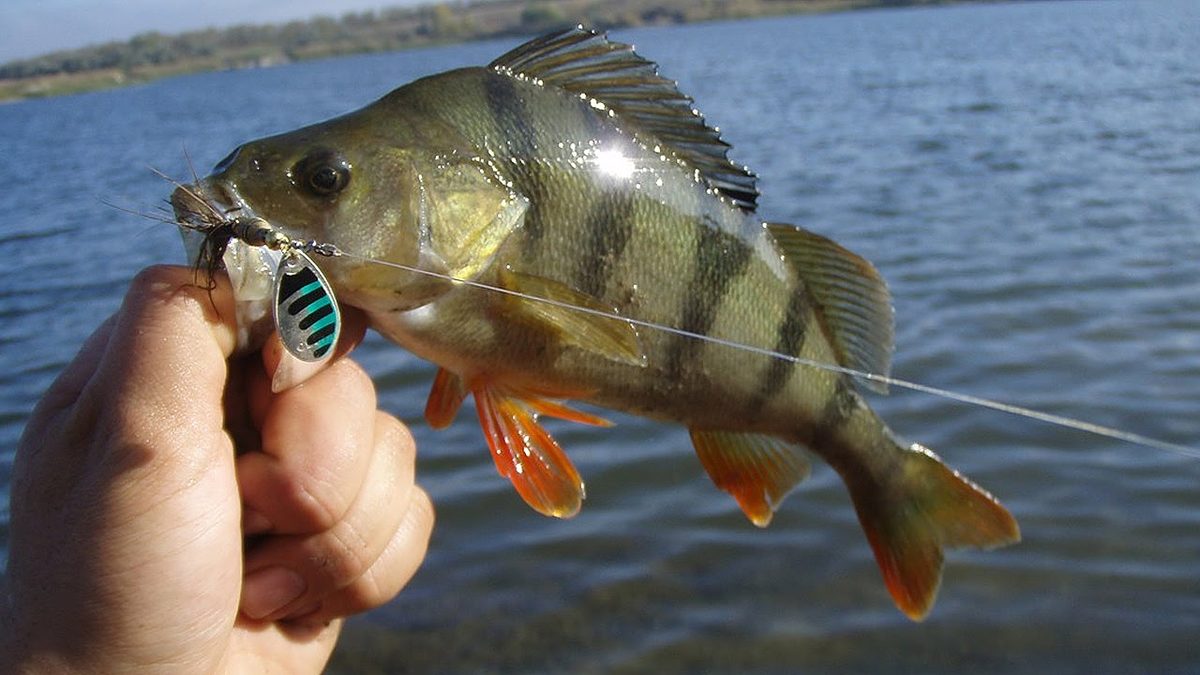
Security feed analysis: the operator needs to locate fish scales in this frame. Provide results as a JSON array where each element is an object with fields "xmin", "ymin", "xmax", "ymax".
[
  {"xmin": 172, "ymin": 27, "xmax": 1019, "ymax": 620},
  {"xmin": 396, "ymin": 67, "xmax": 826, "ymax": 427}
]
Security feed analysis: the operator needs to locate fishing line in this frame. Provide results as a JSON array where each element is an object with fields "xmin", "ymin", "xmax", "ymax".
[
  {"xmin": 156, "ymin": 179, "xmax": 1196, "ymax": 460},
  {"xmin": 312, "ymin": 245, "xmax": 1199, "ymax": 460}
]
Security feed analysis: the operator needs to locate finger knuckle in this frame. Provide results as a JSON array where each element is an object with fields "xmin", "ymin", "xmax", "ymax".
[
  {"xmin": 376, "ymin": 411, "xmax": 416, "ymax": 454},
  {"xmin": 276, "ymin": 468, "xmax": 347, "ymax": 531},
  {"xmin": 315, "ymin": 520, "xmax": 374, "ymax": 587},
  {"xmin": 338, "ymin": 570, "xmax": 391, "ymax": 614}
]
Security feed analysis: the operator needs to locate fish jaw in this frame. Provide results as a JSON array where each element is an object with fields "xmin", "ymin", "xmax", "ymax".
[{"xmin": 169, "ymin": 179, "xmax": 284, "ymax": 355}]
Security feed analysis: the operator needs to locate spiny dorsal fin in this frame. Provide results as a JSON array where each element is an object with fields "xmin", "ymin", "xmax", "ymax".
[
  {"xmin": 766, "ymin": 223, "xmax": 895, "ymax": 393},
  {"xmin": 490, "ymin": 26, "xmax": 760, "ymax": 212}
]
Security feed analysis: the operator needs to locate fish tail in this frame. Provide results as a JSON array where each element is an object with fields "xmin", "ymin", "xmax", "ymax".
[{"xmin": 842, "ymin": 440, "xmax": 1020, "ymax": 621}]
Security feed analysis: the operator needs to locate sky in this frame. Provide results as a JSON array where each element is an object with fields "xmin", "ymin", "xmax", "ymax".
[{"xmin": 0, "ymin": 0, "xmax": 429, "ymax": 64}]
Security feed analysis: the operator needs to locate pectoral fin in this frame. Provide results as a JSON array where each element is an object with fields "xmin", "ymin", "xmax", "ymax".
[
  {"xmin": 500, "ymin": 269, "xmax": 645, "ymax": 366},
  {"xmin": 689, "ymin": 429, "xmax": 811, "ymax": 527},
  {"xmin": 472, "ymin": 382, "xmax": 592, "ymax": 518}
]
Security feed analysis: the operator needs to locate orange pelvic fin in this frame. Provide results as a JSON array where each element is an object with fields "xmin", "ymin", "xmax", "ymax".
[
  {"xmin": 846, "ymin": 444, "xmax": 1020, "ymax": 621},
  {"xmin": 472, "ymin": 383, "xmax": 587, "ymax": 518},
  {"xmin": 689, "ymin": 429, "xmax": 811, "ymax": 528},
  {"xmin": 425, "ymin": 367, "xmax": 469, "ymax": 429}
]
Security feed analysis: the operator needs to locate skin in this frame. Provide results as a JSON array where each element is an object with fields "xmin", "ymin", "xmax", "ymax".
[{"xmin": 0, "ymin": 265, "xmax": 434, "ymax": 674}]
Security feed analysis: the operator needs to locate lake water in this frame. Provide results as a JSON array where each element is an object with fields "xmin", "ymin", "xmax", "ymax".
[{"xmin": 3, "ymin": 1, "xmax": 1199, "ymax": 672}]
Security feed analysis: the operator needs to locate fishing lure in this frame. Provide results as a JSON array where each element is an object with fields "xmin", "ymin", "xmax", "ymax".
[
  {"xmin": 273, "ymin": 247, "xmax": 340, "ymax": 362},
  {"xmin": 227, "ymin": 216, "xmax": 342, "ymax": 364}
]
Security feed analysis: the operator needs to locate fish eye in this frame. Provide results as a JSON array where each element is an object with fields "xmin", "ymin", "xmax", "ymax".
[{"xmin": 292, "ymin": 150, "xmax": 351, "ymax": 198}]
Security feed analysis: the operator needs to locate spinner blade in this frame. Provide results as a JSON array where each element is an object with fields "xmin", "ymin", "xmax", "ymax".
[{"xmin": 273, "ymin": 249, "xmax": 340, "ymax": 363}]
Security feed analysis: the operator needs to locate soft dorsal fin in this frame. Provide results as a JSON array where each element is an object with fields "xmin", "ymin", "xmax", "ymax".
[
  {"xmin": 490, "ymin": 26, "xmax": 760, "ymax": 212},
  {"xmin": 766, "ymin": 223, "xmax": 895, "ymax": 393}
]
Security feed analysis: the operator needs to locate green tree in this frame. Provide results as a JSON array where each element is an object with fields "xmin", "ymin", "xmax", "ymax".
[{"xmin": 521, "ymin": 3, "xmax": 571, "ymax": 32}]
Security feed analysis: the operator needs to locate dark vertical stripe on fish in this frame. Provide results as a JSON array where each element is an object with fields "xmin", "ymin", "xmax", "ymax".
[
  {"xmin": 482, "ymin": 73, "xmax": 537, "ymax": 159},
  {"xmin": 809, "ymin": 378, "xmax": 859, "ymax": 452},
  {"xmin": 575, "ymin": 191, "xmax": 637, "ymax": 299},
  {"xmin": 482, "ymin": 74, "xmax": 544, "ymax": 250},
  {"xmin": 748, "ymin": 288, "xmax": 811, "ymax": 416},
  {"xmin": 665, "ymin": 222, "xmax": 752, "ymax": 380}
]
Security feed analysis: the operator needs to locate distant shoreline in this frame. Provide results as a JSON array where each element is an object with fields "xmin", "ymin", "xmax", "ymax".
[{"xmin": 0, "ymin": 0, "xmax": 982, "ymax": 103}]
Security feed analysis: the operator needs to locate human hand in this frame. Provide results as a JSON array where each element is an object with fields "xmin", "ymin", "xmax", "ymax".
[{"xmin": 1, "ymin": 265, "xmax": 434, "ymax": 674}]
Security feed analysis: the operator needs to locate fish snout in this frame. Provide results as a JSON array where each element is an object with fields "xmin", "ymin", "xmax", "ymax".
[
  {"xmin": 170, "ymin": 178, "xmax": 251, "ymax": 270},
  {"xmin": 170, "ymin": 179, "xmax": 244, "ymax": 230}
]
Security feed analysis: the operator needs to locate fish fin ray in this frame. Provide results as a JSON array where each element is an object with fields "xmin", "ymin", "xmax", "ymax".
[
  {"xmin": 489, "ymin": 26, "xmax": 760, "ymax": 212},
  {"xmin": 842, "ymin": 442, "xmax": 1020, "ymax": 621},
  {"xmin": 425, "ymin": 367, "xmax": 468, "ymax": 429},
  {"xmin": 767, "ymin": 223, "xmax": 895, "ymax": 393},
  {"xmin": 500, "ymin": 269, "xmax": 646, "ymax": 367},
  {"xmin": 473, "ymin": 383, "xmax": 585, "ymax": 518},
  {"xmin": 524, "ymin": 396, "xmax": 614, "ymax": 427},
  {"xmin": 689, "ymin": 429, "xmax": 811, "ymax": 528}
]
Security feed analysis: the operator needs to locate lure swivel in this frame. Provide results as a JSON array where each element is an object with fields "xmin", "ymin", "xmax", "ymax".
[{"xmin": 228, "ymin": 216, "xmax": 342, "ymax": 364}]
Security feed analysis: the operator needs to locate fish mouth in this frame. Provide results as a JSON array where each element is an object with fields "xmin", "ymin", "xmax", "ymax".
[
  {"xmin": 170, "ymin": 177, "xmax": 284, "ymax": 353},
  {"xmin": 169, "ymin": 178, "xmax": 256, "ymax": 269},
  {"xmin": 170, "ymin": 178, "xmax": 245, "ymax": 231}
]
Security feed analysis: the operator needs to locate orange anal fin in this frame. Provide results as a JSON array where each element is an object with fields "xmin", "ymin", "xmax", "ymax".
[
  {"xmin": 689, "ymin": 429, "xmax": 811, "ymax": 528},
  {"xmin": 846, "ymin": 444, "xmax": 1020, "ymax": 621},
  {"xmin": 473, "ymin": 384, "xmax": 585, "ymax": 518},
  {"xmin": 425, "ymin": 367, "xmax": 468, "ymax": 429}
]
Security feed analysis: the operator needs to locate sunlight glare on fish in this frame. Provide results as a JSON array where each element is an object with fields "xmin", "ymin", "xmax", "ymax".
[{"xmin": 591, "ymin": 146, "xmax": 637, "ymax": 180}]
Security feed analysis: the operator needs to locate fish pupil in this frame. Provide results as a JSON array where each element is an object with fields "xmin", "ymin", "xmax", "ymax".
[
  {"xmin": 293, "ymin": 149, "xmax": 351, "ymax": 197},
  {"xmin": 310, "ymin": 167, "xmax": 343, "ymax": 192}
]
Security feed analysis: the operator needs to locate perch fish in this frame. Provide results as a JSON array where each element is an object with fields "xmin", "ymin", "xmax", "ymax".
[{"xmin": 172, "ymin": 27, "xmax": 1019, "ymax": 620}]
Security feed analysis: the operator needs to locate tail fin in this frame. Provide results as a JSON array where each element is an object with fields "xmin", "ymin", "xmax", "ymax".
[{"xmin": 844, "ymin": 443, "xmax": 1019, "ymax": 621}]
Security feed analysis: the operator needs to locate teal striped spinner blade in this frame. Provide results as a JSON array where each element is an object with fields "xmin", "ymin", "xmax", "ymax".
[{"xmin": 273, "ymin": 249, "xmax": 341, "ymax": 363}]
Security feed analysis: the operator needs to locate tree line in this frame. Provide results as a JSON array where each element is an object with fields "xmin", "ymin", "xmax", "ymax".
[
  {"xmin": 0, "ymin": 0, "xmax": 941, "ymax": 86},
  {"xmin": 1, "ymin": 4, "xmax": 494, "ymax": 79}
]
